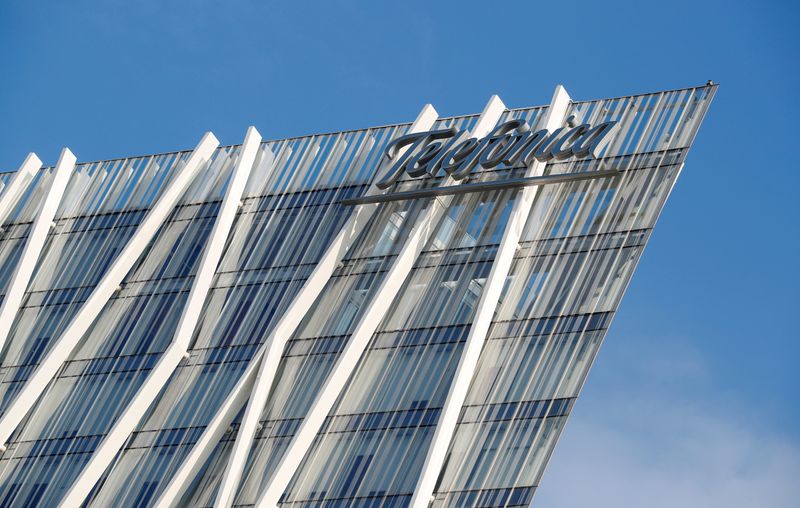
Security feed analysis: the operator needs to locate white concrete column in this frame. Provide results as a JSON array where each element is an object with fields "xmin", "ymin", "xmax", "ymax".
[
  {"xmin": 0, "ymin": 153, "xmax": 41, "ymax": 225},
  {"xmin": 408, "ymin": 85, "xmax": 572, "ymax": 508},
  {"xmin": 0, "ymin": 152, "xmax": 67, "ymax": 357},
  {"xmin": 0, "ymin": 132, "xmax": 219, "ymax": 448},
  {"xmin": 153, "ymin": 105, "xmax": 440, "ymax": 508},
  {"xmin": 254, "ymin": 96, "xmax": 506, "ymax": 508},
  {"xmin": 56, "ymin": 128, "xmax": 261, "ymax": 508}
]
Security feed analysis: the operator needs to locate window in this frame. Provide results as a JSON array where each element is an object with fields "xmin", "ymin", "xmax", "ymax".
[
  {"xmin": 132, "ymin": 481, "xmax": 158, "ymax": 508},
  {"xmin": 339, "ymin": 454, "xmax": 374, "ymax": 498}
]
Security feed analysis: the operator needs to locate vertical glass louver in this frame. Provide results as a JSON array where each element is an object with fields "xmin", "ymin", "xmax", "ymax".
[
  {"xmin": 0, "ymin": 85, "xmax": 714, "ymax": 508},
  {"xmin": 0, "ymin": 149, "xmax": 235, "ymax": 505}
]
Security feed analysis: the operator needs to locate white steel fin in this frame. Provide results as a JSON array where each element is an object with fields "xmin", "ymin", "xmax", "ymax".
[
  {"xmin": 0, "ymin": 152, "xmax": 57, "ymax": 357},
  {"xmin": 0, "ymin": 152, "xmax": 41, "ymax": 225}
]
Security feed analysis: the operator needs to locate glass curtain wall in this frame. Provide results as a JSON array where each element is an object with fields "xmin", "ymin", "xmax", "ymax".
[
  {"xmin": 180, "ymin": 114, "xmax": 483, "ymax": 507},
  {"xmin": 0, "ymin": 168, "xmax": 55, "ymax": 311},
  {"xmin": 86, "ymin": 123, "xmax": 417, "ymax": 507},
  {"xmin": 0, "ymin": 148, "xmax": 237, "ymax": 506},
  {"xmin": 429, "ymin": 86, "xmax": 716, "ymax": 508},
  {"xmin": 248, "ymin": 110, "xmax": 543, "ymax": 508},
  {"xmin": 0, "ymin": 85, "xmax": 715, "ymax": 508}
]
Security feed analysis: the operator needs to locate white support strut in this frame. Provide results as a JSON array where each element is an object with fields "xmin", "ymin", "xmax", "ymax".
[
  {"xmin": 408, "ymin": 85, "xmax": 572, "ymax": 508},
  {"xmin": 0, "ymin": 152, "xmax": 41, "ymax": 225},
  {"xmin": 154, "ymin": 104, "xmax": 440, "ymax": 508},
  {"xmin": 0, "ymin": 152, "xmax": 64, "ymax": 358},
  {"xmin": 0, "ymin": 132, "xmax": 220, "ymax": 448},
  {"xmin": 254, "ymin": 95, "xmax": 506, "ymax": 508},
  {"xmin": 211, "ymin": 106, "xmax": 441, "ymax": 508},
  {"xmin": 57, "ymin": 127, "xmax": 262, "ymax": 508}
]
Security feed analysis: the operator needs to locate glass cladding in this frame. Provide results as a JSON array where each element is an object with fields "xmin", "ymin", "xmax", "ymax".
[
  {"xmin": 241, "ymin": 108, "xmax": 548, "ymax": 508},
  {"xmin": 0, "ymin": 85, "xmax": 714, "ymax": 508},
  {"xmin": 0, "ymin": 152, "xmax": 194, "ymax": 420},
  {"xmin": 0, "ymin": 169, "xmax": 55, "ymax": 304},
  {"xmin": 0, "ymin": 147, "xmax": 235, "ymax": 506},
  {"xmin": 429, "ymin": 86, "xmax": 716, "ymax": 507},
  {"xmin": 85, "ymin": 122, "xmax": 418, "ymax": 507}
]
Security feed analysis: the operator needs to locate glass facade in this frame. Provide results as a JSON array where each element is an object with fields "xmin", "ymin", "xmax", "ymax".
[{"xmin": 0, "ymin": 85, "xmax": 714, "ymax": 507}]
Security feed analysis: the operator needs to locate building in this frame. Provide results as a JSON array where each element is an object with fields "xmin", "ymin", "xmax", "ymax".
[{"xmin": 0, "ymin": 84, "xmax": 715, "ymax": 507}]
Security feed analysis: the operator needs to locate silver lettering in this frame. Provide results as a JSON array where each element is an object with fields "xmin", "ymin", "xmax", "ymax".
[{"xmin": 376, "ymin": 118, "xmax": 619, "ymax": 190}]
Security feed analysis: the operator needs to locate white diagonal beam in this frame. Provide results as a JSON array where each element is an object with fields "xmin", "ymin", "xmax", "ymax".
[
  {"xmin": 154, "ymin": 104, "xmax": 439, "ymax": 508},
  {"xmin": 57, "ymin": 127, "xmax": 262, "ymax": 508},
  {"xmin": 254, "ymin": 96, "xmax": 506, "ymax": 508},
  {"xmin": 0, "ymin": 132, "xmax": 219, "ymax": 448},
  {"xmin": 408, "ymin": 85, "xmax": 572, "ymax": 508},
  {"xmin": 212, "ymin": 106, "xmax": 440, "ymax": 508},
  {"xmin": 153, "ymin": 349, "xmax": 261, "ymax": 508},
  {"xmin": 0, "ymin": 152, "xmax": 61, "ymax": 359},
  {"xmin": 0, "ymin": 153, "xmax": 41, "ymax": 225}
]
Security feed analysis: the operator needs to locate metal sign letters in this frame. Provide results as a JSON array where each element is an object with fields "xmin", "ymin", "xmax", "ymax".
[{"xmin": 376, "ymin": 115, "xmax": 618, "ymax": 189}]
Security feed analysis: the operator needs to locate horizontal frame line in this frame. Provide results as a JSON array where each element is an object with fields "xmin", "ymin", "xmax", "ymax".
[{"xmin": 340, "ymin": 169, "xmax": 623, "ymax": 205}]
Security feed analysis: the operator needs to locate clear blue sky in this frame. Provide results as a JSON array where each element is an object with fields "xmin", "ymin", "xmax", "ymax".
[{"xmin": 1, "ymin": 0, "xmax": 797, "ymax": 505}]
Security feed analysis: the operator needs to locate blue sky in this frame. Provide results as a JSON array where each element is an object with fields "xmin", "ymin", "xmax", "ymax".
[{"xmin": 1, "ymin": 0, "xmax": 798, "ymax": 505}]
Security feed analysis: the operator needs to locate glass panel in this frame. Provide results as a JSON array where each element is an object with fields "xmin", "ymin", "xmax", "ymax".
[
  {"xmin": 0, "ymin": 86, "xmax": 715, "ymax": 508},
  {"xmin": 0, "ymin": 147, "xmax": 236, "ymax": 507}
]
